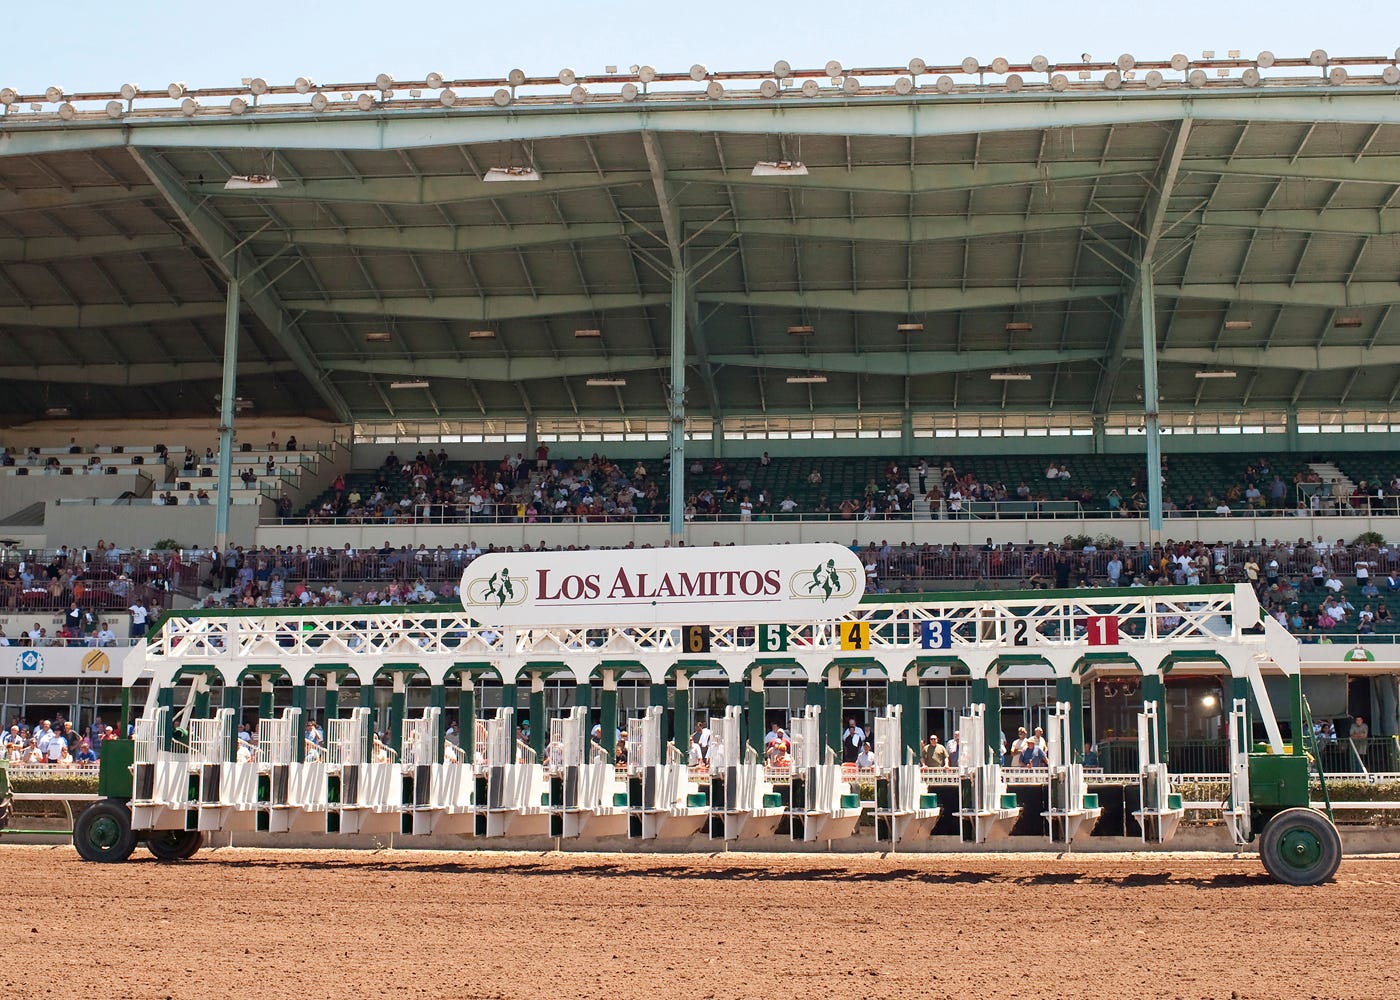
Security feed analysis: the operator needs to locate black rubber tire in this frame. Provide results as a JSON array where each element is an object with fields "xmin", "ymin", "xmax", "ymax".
[
  {"xmin": 1260, "ymin": 807, "xmax": 1343, "ymax": 886},
  {"xmin": 73, "ymin": 800, "xmax": 137, "ymax": 863},
  {"xmin": 0, "ymin": 796, "xmax": 12, "ymax": 831},
  {"xmin": 146, "ymin": 829, "xmax": 204, "ymax": 862}
]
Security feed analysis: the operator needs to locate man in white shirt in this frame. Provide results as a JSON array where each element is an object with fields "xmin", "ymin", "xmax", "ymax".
[
  {"xmin": 128, "ymin": 600, "xmax": 149, "ymax": 638},
  {"xmin": 96, "ymin": 623, "xmax": 117, "ymax": 647}
]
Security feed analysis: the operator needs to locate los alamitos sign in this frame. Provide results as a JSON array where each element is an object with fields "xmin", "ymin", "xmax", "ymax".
[{"xmin": 461, "ymin": 543, "xmax": 865, "ymax": 627}]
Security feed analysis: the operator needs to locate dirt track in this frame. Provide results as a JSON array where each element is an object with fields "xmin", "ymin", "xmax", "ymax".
[{"xmin": 2, "ymin": 845, "xmax": 1394, "ymax": 998}]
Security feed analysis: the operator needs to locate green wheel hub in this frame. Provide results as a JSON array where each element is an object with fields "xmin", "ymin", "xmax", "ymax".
[
  {"xmin": 87, "ymin": 815, "xmax": 123, "ymax": 850},
  {"xmin": 1276, "ymin": 827, "xmax": 1323, "ymax": 871}
]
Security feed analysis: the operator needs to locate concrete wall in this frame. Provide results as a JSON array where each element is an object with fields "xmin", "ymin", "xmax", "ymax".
[
  {"xmin": 0, "ymin": 471, "xmax": 155, "ymax": 521},
  {"xmin": 254, "ymin": 512, "xmax": 1400, "ymax": 553},
  {"xmin": 43, "ymin": 498, "xmax": 266, "ymax": 550}
]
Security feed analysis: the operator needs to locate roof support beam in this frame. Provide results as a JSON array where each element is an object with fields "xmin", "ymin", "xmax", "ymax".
[
  {"xmin": 0, "ymin": 360, "xmax": 299, "ymax": 386},
  {"xmin": 283, "ymin": 292, "xmax": 670, "ymax": 322},
  {"xmin": 1093, "ymin": 119, "xmax": 1193, "ymax": 415},
  {"xmin": 0, "ymin": 301, "xmax": 225, "ymax": 327},
  {"xmin": 211, "ymin": 170, "xmax": 651, "ymax": 206},
  {"xmin": 130, "ymin": 148, "xmax": 354, "ymax": 422},
  {"xmin": 0, "ymin": 233, "xmax": 187, "ymax": 263},
  {"xmin": 253, "ymin": 222, "xmax": 634, "ymax": 255}
]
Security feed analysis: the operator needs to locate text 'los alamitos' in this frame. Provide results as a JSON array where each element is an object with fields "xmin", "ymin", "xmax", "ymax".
[{"xmin": 536, "ymin": 567, "xmax": 783, "ymax": 602}]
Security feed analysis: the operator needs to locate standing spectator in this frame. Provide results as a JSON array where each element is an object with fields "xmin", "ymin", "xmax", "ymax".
[
  {"xmin": 841, "ymin": 718, "xmax": 865, "ymax": 764},
  {"xmin": 921, "ymin": 734, "xmax": 949, "ymax": 768},
  {"xmin": 691, "ymin": 719, "xmax": 711, "ymax": 762},
  {"xmin": 128, "ymin": 599, "xmax": 149, "ymax": 639}
]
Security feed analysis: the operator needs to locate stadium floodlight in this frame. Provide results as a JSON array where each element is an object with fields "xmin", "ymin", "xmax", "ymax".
[
  {"xmin": 468, "ymin": 329, "xmax": 497, "ymax": 339},
  {"xmin": 787, "ymin": 325, "xmax": 815, "ymax": 335},
  {"xmin": 45, "ymin": 86, "xmax": 64, "ymax": 103},
  {"xmin": 1005, "ymin": 321, "xmax": 1033, "ymax": 332},
  {"xmin": 120, "ymin": 83, "xmax": 139, "ymax": 101},
  {"xmin": 1194, "ymin": 370, "xmax": 1237, "ymax": 379},
  {"xmin": 774, "ymin": 60, "xmax": 792, "ymax": 78},
  {"xmin": 57, "ymin": 103, "xmax": 76, "ymax": 121},
  {"xmin": 365, "ymin": 331, "xmax": 393, "ymax": 343},
  {"xmin": 896, "ymin": 322, "xmax": 924, "ymax": 332},
  {"xmin": 295, "ymin": 77, "xmax": 316, "ymax": 94},
  {"xmin": 989, "ymin": 372, "xmax": 1032, "ymax": 381},
  {"xmin": 483, "ymin": 166, "xmax": 542, "ymax": 182},
  {"xmin": 425, "ymin": 72, "xmax": 444, "ymax": 89},
  {"xmin": 753, "ymin": 160, "xmax": 809, "ymax": 176},
  {"xmin": 180, "ymin": 98, "xmax": 199, "ymax": 116},
  {"xmin": 310, "ymin": 93, "xmax": 330, "ymax": 112},
  {"xmin": 44, "ymin": 407, "xmax": 71, "ymax": 418},
  {"xmin": 249, "ymin": 78, "xmax": 268, "ymax": 96},
  {"xmin": 1223, "ymin": 319, "xmax": 1252, "ymax": 331},
  {"xmin": 389, "ymin": 380, "xmax": 430, "ymax": 390},
  {"xmin": 225, "ymin": 174, "xmax": 280, "ymax": 190},
  {"xmin": 105, "ymin": 101, "xmax": 124, "ymax": 119},
  {"xmin": 574, "ymin": 328, "xmax": 602, "ymax": 338},
  {"xmin": 509, "ymin": 69, "xmax": 528, "ymax": 86},
  {"xmin": 586, "ymin": 378, "xmax": 627, "ymax": 387},
  {"xmin": 786, "ymin": 375, "xmax": 828, "ymax": 384}
]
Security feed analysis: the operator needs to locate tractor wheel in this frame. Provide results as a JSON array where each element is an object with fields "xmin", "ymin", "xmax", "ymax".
[
  {"xmin": 73, "ymin": 800, "xmax": 137, "ymax": 863},
  {"xmin": 0, "ymin": 795, "xmax": 11, "ymax": 832},
  {"xmin": 146, "ymin": 829, "xmax": 204, "ymax": 862},
  {"xmin": 1260, "ymin": 807, "xmax": 1342, "ymax": 886}
]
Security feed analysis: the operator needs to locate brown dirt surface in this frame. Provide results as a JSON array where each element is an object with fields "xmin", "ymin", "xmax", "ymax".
[{"xmin": 2, "ymin": 845, "xmax": 1396, "ymax": 999}]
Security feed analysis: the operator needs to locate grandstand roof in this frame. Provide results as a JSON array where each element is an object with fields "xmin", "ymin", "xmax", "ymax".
[{"xmin": 3, "ymin": 53, "xmax": 1400, "ymax": 425}]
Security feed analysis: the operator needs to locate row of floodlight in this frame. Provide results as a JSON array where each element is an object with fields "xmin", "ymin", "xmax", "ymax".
[{"xmin": 6, "ymin": 50, "xmax": 1400, "ymax": 121}]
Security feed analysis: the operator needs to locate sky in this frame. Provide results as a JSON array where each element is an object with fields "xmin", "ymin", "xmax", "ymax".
[{"xmin": 8, "ymin": 0, "xmax": 1398, "ymax": 93}]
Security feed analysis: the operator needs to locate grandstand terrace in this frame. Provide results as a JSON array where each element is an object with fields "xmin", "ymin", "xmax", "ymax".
[{"xmin": 5, "ymin": 51, "xmax": 1400, "ymax": 559}]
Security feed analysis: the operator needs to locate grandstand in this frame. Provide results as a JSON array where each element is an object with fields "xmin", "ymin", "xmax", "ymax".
[{"xmin": 3, "ymin": 52, "xmax": 1400, "ymax": 758}]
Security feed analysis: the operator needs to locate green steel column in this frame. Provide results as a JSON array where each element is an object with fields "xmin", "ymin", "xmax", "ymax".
[
  {"xmin": 324, "ymin": 672, "xmax": 340, "ymax": 726},
  {"xmin": 805, "ymin": 680, "xmax": 823, "ymax": 717},
  {"xmin": 667, "ymin": 266, "xmax": 688, "ymax": 542},
  {"xmin": 747, "ymin": 669, "xmax": 765, "ymax": 760},
  {"xmin": 824, "ymin": 665, "xmax": 842, "ymax": 757},
  {"xmin": 599, "ymin": 670, "xmax": 618, "ymax": 760},
  {"xmin": 193, "ymin": 676, "xmax": 211, "ymax": 719},
  {"xmin": 1141, "ymin": 673, "xmax": 1167, "ymax": 760},
  {"xmin": 214, "ymin": 262, "xmax": 239, "ymax": 551},
  {"xmin": 1231, "ymin": 675, "xmax": 1253, "ymax": 754},
  {"xmin": 388, "ymin": 672, "xmax": 407, "ymax": 757},
  {"xmin": 458, "ymin": 673, "xmax": 476, "ymax": 764},
  {"xmin": 528, "ymin": 672, "xmax": 546, "ymax": 760},
  {"xmin": 1139, "ymin": 262, "xmax": 1164, "ymax": 534},
  {"xmin": 430, "ymin": 682, "xmax": 447, "ymax": 761},
  {"xmin": 258, "ymin": 674, "xmax": 274, "ymax": 724},
  {"xmin": 973, "ymin": 676, "xmax": 1002, "ymax": 763},
  {"xmin": 902, "ymin": 666, "xmax": 922, "ymax": 760},
  {"xmin": 672, "ymin": 669, "xmax": 689, "ymax": 753},
  {"xmin": 157, "ymin": 686, "xmax": 175, "ymax": 749},
  {"xmin": 500, "ymin": 680, "xmax": 518, "ymax": 763},
  {"xmin": 727, "ymin": 680, "xmax": 745, "ymax": 717},
  {"xmin": 222, "ymin": 683, "xmax": 241, "ymax": 762},
  {"xmin": 1055, "ymin": 676, "xmax": 1085, "ymax": 761},
  {"xmin": 290, "ymin": 683, "xmax": 306, "ymax": 717}
]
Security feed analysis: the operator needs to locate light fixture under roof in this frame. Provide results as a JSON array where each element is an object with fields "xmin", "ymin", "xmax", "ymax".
[
  {"xmin": 483, "ymin": 166, "xmax": 542, "ymax": 182},
  {"xmin": 787, "ymin": 324, "xmax": 815, "ymax": 335},
  {"xmin": 389, "ymin": 380, "xmax": 431, "ymax": 390},
  {"xmin": 753, "ymin": 160, "xmax": 809, "ymax": 177},
  {"xmin": 468, "ymin": 329, "xmax": 496, "ymax": 339},
  {"xmin": 224, "ymin": 174, "xmax": 280, "ymax": 190},
  {"xmin": 786, "ymin": 375, "xmax": 828, "ymax": 384},
  {"xmin": 1223, "ymin": 319, "xmax": 1253, "ymax": 331},
  {"xmin": 896, "ymin": 322, "xmax": 924, "ymax": 333},
  {"xmin": 1194, "ymin": 370, "xmax": 1237, "ymax": 379},
  {"xmin": 365, "ymin": 331, "xmax": 393, "ymax": 343},
  {"xmin": 44, "ymin": 406, "xmax": 71, "ymax": 418},
  {"xmin": 574, "ymin": 328, "xmax": 602, "ymax": 338},
  {"xmin": 1333, "ymin": 316, "xmax": 1364, "ymax": 328},
  {"xmin": 585, "ymin": 377, "xmax": 627, "ymax": 387},
  {"xmin": 989, "ymin": 372, "xmax": 1032, "ymax": 381},
  {"xmin": 1005, "ymin": 321, "xmax": 1033, "ymax": 333}
]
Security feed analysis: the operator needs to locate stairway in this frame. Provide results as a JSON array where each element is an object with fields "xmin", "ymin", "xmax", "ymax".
[
  {"xmin": 0, "ymin": 501, "xmax": 46, "ymax": 526},
  {"xmin": 1308, "ymin": 461, "xmax": 1354, "ymax": 497}
]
